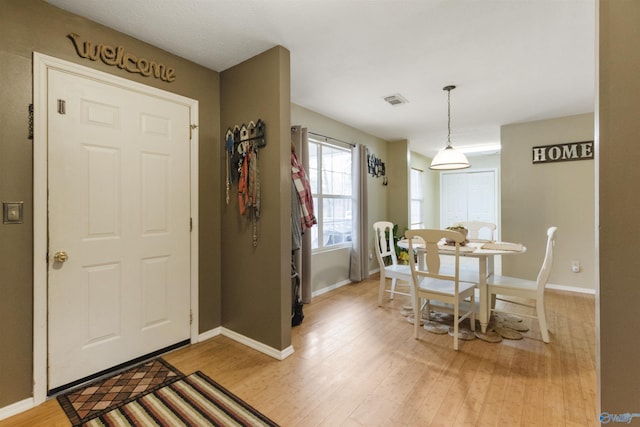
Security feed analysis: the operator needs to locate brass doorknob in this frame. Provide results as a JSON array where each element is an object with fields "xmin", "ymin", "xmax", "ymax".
[{"xmin": 53, "ymin": 251, "xmax": 68, "ymax": 263}]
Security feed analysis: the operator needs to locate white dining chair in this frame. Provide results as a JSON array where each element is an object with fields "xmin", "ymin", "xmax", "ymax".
[
  {"xmin": 406, "ymin": 228, "xmax": 477, "ymax": 350},
  {"xmin": 487, "ymin": 226, "xmax": 558, "ymax": 343},
  {"xmin": 373, "ymin": 221, "xmax": 412, "ymax": 306},
  {"xmin": 457, "ymin": 221, "xmax": 496, "ymax": 241}
]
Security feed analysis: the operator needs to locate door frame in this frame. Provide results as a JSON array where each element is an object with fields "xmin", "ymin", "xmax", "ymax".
[{"xmin": 32, "ymin": 53, "xmax": 199, "ymax": 404}]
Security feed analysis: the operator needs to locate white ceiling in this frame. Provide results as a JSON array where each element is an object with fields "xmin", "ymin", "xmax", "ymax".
[{"xmin": 45, "ymin": 0, "xmax": 596, "ymax": 158}]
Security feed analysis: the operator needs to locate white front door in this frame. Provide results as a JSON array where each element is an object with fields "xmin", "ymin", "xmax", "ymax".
[{"xmin": 47, "ymin": 67, "xmax": 192, "ymax": 389}]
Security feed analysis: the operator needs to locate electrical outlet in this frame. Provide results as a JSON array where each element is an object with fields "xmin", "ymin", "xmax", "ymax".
[{"xmin": 571, "ymin": 260, "xmax": 580, "ymax": 273}]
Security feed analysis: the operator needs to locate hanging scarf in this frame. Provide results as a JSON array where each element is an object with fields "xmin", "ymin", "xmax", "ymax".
[
  {"xmin": 225, "ymin": 131, "xmax": 234, "ymax": 205},
  {"xmin": 238, "ymin": 148, "xmax": 249, "ymax": 216},
  {"xmin": 291, "ymin": 151, "xmax": 316, "ymax": 231}
]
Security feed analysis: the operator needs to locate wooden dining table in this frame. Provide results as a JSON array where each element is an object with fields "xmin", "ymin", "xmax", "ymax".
[{"xmin": 397, "ymin": 238, "xmax": 527, "ymax": 333}]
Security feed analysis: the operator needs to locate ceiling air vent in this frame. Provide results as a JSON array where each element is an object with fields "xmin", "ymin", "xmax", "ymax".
[{"xmin": 383, "ymin": 93, "xmax": 409, "ymax": 106}]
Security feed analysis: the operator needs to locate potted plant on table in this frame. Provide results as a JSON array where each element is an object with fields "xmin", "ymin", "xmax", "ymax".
[{"xmin": 393, "ymin": 224, "xmax": 410, "ymax": 264}]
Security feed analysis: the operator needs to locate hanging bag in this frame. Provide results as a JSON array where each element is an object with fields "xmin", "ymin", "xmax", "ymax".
[{"xmin": 291, "ymin": 260, "xmax": 304, "ymax": 326}]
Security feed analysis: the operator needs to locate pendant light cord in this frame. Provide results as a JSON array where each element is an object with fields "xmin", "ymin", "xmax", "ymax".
[
  {"xmin": 444, "ymin": 85, "xmax": 455, "ymax": 148},
  {"xmin": 447, "ymin": 88, "xmax": 451, "ymax": 147}
]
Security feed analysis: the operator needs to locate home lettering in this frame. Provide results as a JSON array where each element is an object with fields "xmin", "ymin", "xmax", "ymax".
[
  {"xmin": 532, "ymin": 141, "xmax": 594, "ymax": 164},
  {"xmin": 67, "ymin": 33, "xmax": 176, "ymax": 83}
]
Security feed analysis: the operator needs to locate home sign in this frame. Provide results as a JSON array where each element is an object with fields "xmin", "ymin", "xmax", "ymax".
[
  {"xmin": 67, "ymin": 33, "xmax": 176, "ymax": 83},
  {"xmin": 532, "ymin": 141, "xmax": 594, "ymax": 164}
]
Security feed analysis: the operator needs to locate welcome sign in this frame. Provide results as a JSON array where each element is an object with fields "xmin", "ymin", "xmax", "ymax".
[
  {"xmin": 67, "ymin": 33, "xmax": 176, "ymax": 83},
  {"xmin": 532, "ymin": 141, "xmax": 594, "ymax": 164}
]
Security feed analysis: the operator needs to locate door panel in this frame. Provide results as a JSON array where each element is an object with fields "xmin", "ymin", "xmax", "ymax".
[
  {"xmin": 86, "ymin": 146, "xmax": 120, "ymax": 237},
  {"xmin": 441, "ymin": 173, "xmax": 469, "ymax": 227},
  {"xmin": 85, "ymin": 262, "xmax": 121, "ymax": 345},
  {"xmin": 467, "ymin": 171, "xmax": 495, "ymax": 224},
  {"xmin": 47, "ymin": 68, "xmax": 191, "ymax": 389}
]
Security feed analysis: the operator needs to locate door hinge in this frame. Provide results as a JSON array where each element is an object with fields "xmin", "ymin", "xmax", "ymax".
[
  {"xmin": 57, "ymin": 99, "xmax": 66, "ymax": 115},
  {"xmin": 190, "ymin": 217, "xmax": 193, "ymax": 232},
  {"xmin": 190, "ymin": 310, "xmax": 193, "ymax": 325},
  {"xmin": 189, "ymin": 124, "xmax": 198, "ymax": 140}
]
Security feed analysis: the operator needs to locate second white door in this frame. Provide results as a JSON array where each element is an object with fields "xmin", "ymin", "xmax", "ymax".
[{"xmin": 440, "ymin": 170, "xmax": 497, "ymax": 239}]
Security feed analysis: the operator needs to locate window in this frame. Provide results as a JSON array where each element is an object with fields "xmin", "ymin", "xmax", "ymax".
[
  {"xmin": 308, "ymin": 139, "xmax": 353, "ymax": 249},
  {"xmin": 410, "ymin": 168, "xmax": 424, "ymax": 229}
]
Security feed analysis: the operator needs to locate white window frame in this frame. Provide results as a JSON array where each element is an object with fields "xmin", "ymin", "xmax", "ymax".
[
  {"xmin": 410, "ymin": 168, "xmax": 424, "ymax": 229},
  {"xmin": 308, "ymin": 137, "xmax": 354, "ymax": 251}
]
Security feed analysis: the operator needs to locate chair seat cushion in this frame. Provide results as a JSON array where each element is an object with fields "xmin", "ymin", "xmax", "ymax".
[
  {"xmin": 385, "ymin": 264, "xmax": 412, "ymax": 277},
  {"xmin": 418, "ymin": 277, "xmax": 476, "ymax": 296},
  {"xmin": 487, "ymin": 274, "xmax": 537, "ymax": 291}
]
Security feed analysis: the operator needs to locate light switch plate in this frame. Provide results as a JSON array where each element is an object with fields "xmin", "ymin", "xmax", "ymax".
[{"xmin": 3, "ymin": 201, "xmax": 24, "ymax": 224}]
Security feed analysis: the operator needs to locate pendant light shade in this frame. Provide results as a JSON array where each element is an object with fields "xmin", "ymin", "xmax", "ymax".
[
  {"xmin": 430, "ymin": 145, "xmax": 471, "ymax": 170},
  {"xmin": 430, "ymin": 85, "xmax": 470, "ymax": 170}
]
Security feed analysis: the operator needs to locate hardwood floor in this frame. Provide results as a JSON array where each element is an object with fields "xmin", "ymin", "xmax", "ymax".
[{"xmin": 1, "ymin": 276, "xmax": 597, "ymax": 426}]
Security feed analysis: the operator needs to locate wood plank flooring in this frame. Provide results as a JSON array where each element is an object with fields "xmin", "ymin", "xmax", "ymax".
[{"xmin": 0, "ymin": 276, "xmax": 597, "ymax": 426}]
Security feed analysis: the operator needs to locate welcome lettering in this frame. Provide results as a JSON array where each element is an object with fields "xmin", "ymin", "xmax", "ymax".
[{"xmin": 67, "ymin": 33, "xmax": 176, "ymax": 83}]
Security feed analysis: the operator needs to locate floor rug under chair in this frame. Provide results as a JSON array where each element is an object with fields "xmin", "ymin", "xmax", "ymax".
[{"xmin": 405, "ymin": 307, "xmax": 530, "ymax": 343}]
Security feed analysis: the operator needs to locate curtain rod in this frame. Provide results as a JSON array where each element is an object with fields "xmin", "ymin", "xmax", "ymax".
[{"xmin": 306, "ymin": 131, "xmax": 356, "ymax": 148}]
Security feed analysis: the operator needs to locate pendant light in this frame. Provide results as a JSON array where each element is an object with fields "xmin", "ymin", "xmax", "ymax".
[{"xmin": 430, "ymin": 85, "xmax": 470, "ymax": 170}]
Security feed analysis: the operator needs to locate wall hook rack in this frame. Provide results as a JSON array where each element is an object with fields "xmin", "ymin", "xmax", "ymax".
[
  {"xmin": 224, "ymin": 119, "xmax": 266, "ymax": 247},
  {"xmin": 367, "ymin": 149, "xmax": 386, "ymax": 178},
  {"xmin": 227, "ymin": 119, "xmax": 266, "ymax": 151}
]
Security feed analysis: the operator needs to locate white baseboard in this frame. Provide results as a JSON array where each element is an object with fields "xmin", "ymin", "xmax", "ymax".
[
  {"xmin": 0, "ymin": 398, "xmax": 34, "ymax": 421},
  {"xmin": 310, "ymin": 271, "xmax": 381, "ymax": 298},
  {"xmin": 221, "ymin": 328, "xmax": 294, "ymax": 360},
  {"xmin": 547, "ymin": 283, "xmax": 596, "ymax": 295},
  {"xmin": 198, "ymin": 326, "xmax": 222, "ymax": 343},
  {"xmin": 311, "ymin": 279, "xmax": 351, "ymax": 297},
  {"xmin": 198, "ymin": 327, "xmax": 294, "ymax": 361},
  {"xmin": 305, "ymin": 276, "xmax": 595, "ymax": 299}
]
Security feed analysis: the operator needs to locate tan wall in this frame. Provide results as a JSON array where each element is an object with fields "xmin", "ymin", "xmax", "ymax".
[
  {"xmin": 220, "ymin": 46, "xmax": 291, "ymax": 350},
  {"xmin": 0, "ymin": 0, "xmax": 221, "ymax": 406},
  {"xmin": 291, "ymin": 104, "xmax": 390, "ymax": 284},
  {"xmin": 501, "ymin": 114, "xmax": 595, "ymax": 291},
  {"xmin": 387, "ymin": 140, "xmax": 411, "ymax": 235},
  {"xmin": 598, "ymin": 0, "xmax": 640, "ymax": 415}
]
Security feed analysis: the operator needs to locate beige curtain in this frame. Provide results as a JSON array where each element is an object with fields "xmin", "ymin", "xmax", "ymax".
[
  {"xmin": 349, "ymin": 144, "xmax": 369, "ymax": 282},
  {"xmin": 291, "ymin": 126, "xmax": 312, "ymax": 303}
]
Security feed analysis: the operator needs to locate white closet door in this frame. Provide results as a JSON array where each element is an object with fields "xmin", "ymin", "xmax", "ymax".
[
  {"xmin": 441, "ymin": 173, "xmax": 468, "ymax": 227},
  {"xmin": 440, "ymin": 170, "xmax": 497, "ymax": 230}
]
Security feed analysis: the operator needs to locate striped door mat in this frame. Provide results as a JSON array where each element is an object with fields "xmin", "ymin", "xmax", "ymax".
[{"xmin": 57, "ymin": 359, "xmax": 279, "ymax": 426}]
